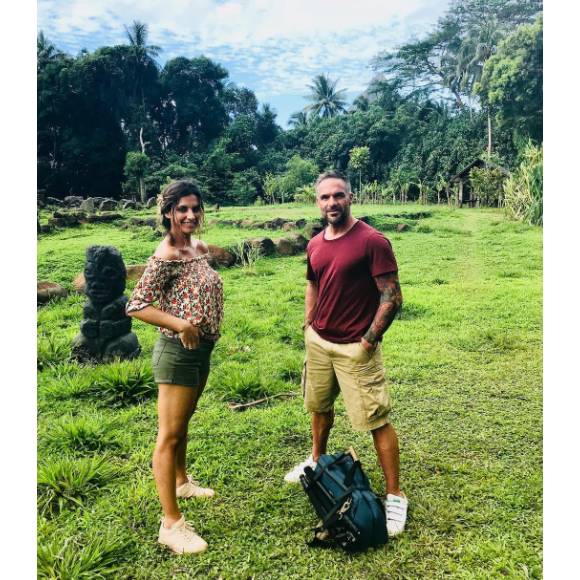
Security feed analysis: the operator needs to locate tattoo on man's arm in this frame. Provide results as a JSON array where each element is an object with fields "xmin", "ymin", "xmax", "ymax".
[{"xmin": 363, "ymin": 274, "xmax": 403, "ymax": 346}]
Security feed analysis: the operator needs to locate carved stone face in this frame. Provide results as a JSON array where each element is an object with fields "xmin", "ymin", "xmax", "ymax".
[{"xmin": 84, "ymin": 245, "xmax": 126, "ymax": 304}]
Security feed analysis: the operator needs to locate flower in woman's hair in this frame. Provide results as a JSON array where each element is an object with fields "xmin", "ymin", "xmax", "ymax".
[{"xmin": 156, "ymin": 193, "xmax": 164, "ymax": 214}]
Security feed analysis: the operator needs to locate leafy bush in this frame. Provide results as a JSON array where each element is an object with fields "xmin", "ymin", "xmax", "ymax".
[
  {"xmin": 217, "ymin": 368, "xmax": 269, "ymax": 403},
  {"xmin": 230, "ymin": 169, "xmax": 259, "ymax": 205},
  {"xmin": 46, "ymin": 414, "xmax": 122, "ymax": 453},
  {"xmin": 38, "ymin": 456, "xmax": 119, "ymax": 515},
  {"xmin": 38, "ymin": 537, "xmax": 126, "ymax": 580},
  {"xmin": 294, "ymin": 185, "xmax": 316, "ymax": 204},
  {"xmin": 38, "ymin": 333, "xmax": 72, "ymax": 371},
  {"xmin": 503, "ymin": 142, "xmax": 543, "ymax": 225},
  {"xmin": 42, "ymin": 373, "xmax": 94, "ymax": 401},
  {"xmin": 230, "ymin": 241, "xmax": 261, "ymax": 275},
  {"xmin": 277, "ymin": 156, "xmax": 318, "ymax": 202},
  {"xmin": 470, "ymin": 166, "xmax": 507, "ymax": 206},
  {"xmin": 145, "ymin": 163, "xmax": 200, "ymax": 197},
  {"xmin": 94, "ymin": 360, "xmax": 157, "ymax": 406}
]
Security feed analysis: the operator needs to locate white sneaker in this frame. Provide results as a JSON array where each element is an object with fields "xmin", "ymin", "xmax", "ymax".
[
  {"xmin": 158, "ymin": 516, "xmax": 208, "ymax": 554},
  {"xmin": 284, "ymin": 454, "xmax": 316, "ymax": 483},
  {"xmin": 384, "ymin": 493, "xmax": 408, "ymax": 536},
  {"xmin": 176, "ymin": 475, "xmax": 216, "ymax": 498}
]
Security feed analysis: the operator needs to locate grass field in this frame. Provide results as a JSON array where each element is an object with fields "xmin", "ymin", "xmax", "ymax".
[{"xmin": 37, "ymin": 203, "xmax": 543, "ymax": 580}]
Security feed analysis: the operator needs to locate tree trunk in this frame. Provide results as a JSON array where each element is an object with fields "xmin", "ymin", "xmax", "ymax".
[
  {"xmin": 359, "ymin": 170, "xmax": 362, "ymax": 204},
  {"xmin": 140, "ymin": 178, "xmax": 147, "ymax": 204},
  {"xmin": 487, "ymin": 112, "xmax": 492, "ymax": 158},
  {"xmin": 458, "ymin": 180, "xmax": 464, "ymax": 208},
  {"xmin": 453, "ymin": 90, "xmax": 464, "ymax": 110}
]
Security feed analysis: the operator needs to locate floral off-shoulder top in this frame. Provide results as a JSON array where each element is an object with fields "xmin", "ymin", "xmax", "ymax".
[{"xmin": 126, "ymin": 255, "xmax": 224, "ymax": 341}]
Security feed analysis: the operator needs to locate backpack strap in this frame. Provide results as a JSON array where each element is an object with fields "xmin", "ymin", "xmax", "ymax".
[
  {"xmin": 343, "ymin": 459, "xmax": 362, "ymax": 488},
  {"xmin": 310, "ymin": 452, "xmax": 347, "ymax": 483}
]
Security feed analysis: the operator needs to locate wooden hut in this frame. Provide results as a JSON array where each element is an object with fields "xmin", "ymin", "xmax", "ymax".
[{"xmin": 450, "ymin": 159, "xmax": 510, "ymax": 208}]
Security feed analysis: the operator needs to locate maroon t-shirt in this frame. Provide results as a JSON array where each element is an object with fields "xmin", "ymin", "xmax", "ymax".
[{"xmin": 306, "ymin": 220, "xmax": 398, "ymax": 344}]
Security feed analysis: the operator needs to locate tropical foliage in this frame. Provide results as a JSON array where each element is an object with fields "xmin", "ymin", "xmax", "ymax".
[{"xmin": 37, "ymin": 0, "xmax": 542, "ymax": 224}]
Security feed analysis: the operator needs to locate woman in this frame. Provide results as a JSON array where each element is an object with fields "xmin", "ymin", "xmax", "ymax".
[{"xmin": 126, "ymin": 180, "xmax": 223, "ymax": 554}]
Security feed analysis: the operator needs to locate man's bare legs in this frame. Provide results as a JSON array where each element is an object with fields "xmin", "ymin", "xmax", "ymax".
[
  {"xmin": 372, "ymin": 422, "xmax": 402, "ymax": 497},
  {"xmin": 311, "ymin": 408, "xmax": 334, "ymax": 461},
  {"xmin": 312, "ymin": 413, "xmax": 401, "ymax": 497}
]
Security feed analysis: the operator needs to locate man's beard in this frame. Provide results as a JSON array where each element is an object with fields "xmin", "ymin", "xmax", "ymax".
[{"xmin": 325, "ymin": 208, "xmax": 347, "ymax": 225}]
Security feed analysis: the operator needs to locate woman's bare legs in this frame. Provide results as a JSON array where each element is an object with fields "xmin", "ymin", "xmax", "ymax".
[
  {"xmin": 175, "ymin": 376, "xmax": 209, "ymax": 487},
  {"xmin": 153, "ymin": 383, "xmax": 198, "ymax": 528}
]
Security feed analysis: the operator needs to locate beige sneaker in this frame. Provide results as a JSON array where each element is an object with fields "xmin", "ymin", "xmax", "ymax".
[
  {"xmin": 176, "ymin": 475, "xmax": 216, "ymax": 498},
  {"xmin": 158, "ymin": 516, "xmax": 208, "ymax": 554}
]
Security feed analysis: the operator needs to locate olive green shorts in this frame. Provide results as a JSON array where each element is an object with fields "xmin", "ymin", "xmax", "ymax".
[
  {"xmin": 302, "ymin": 326, "xmax": 392, "ymax": 432},
  {"xmin": 152, "ymin": 334, "xmax": 215, "ymax": 387}
]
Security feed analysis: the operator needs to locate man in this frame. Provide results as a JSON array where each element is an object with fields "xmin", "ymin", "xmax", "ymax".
[{"xmin": 284, "ymin": 170, "xmax": 407, "ymax": 536}]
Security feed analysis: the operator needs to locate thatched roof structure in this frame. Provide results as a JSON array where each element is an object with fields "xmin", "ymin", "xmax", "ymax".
[{"xmin": 450, "ymin": 159, "xmax": 510, "ymax": 183}]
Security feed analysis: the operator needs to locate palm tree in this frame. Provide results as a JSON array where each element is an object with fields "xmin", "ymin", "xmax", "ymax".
[
  {"xmin": 288, "ymin": 111, "xmax": 309, "ymax": 128},
  {"xmin": 37, "ymin": 31, "xmax": 62, "ymax": 71},
  {"xmin": 352, "ymin": 95, "xmax": 370, "ymax": 112},
  {"xmin": 123, "ymin": 20, "xmax": 162, "ymax": 112},
  {"xmin": 303, "ymin": 74, "xmax": 348, "ymax": 119},
  {"xmin": 124, "ymin": 20, "xmax": 162, "ymax": 61},
  {"xmin": 455, "ymin": 16, "xmax": 506, "ymax": 154},
  {"xmin": 459, "ymin": 17, "xmax": 507, "ymax": 157}
]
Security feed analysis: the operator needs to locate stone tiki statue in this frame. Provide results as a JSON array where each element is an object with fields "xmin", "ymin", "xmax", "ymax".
[{"xmin": 72, "ymin": 245, "xmax": 141, "ymax": 362}]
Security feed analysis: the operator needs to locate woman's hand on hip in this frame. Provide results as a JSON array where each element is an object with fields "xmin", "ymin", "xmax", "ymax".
[{"xmin": 177, "ymin": 321, "xmax": 200, "ymax": 349}]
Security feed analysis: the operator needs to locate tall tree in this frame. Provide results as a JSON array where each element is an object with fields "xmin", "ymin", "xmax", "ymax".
[
  {"xmin": 372, "ymin": 0, "xmax": 543, "ymax": 109},
  {"xmin": 455, "ymin": 15, "xmax": 508, "ymax": 154},
  {"xmin": 37, "ymin": 31, "xmax": 63, "ymax": 72},
  {"xmin": 349, "ymin": 146, "xmax": 371, "ymax": 202},
  {"xmin": 160, "ymin": 57, "xmax": 229, "ymax": 153},
  {"xmin": 123, "ymin": 20, "xmax": 162, "ymax": 62},
  {"xmin": 223, "ymin": 86, "xmax": 259, "ymax": 119},
  {"xmin": 352, "ymin": 95, "xmax": 370, "ymax": 112},
  {"xmin": 288, "ymin": 111, "xmax": 309, "ymax": 128},
  {"xmin": 123, "ymin": 20, "xmax": 162, "ymax": 110},
  {"xmin": 477, "ymin": 15, "xmax": 543, "ymax": 145},
  {"xmin": 303, "ymin": 74, "xmax": 349, "ymax": 118}
]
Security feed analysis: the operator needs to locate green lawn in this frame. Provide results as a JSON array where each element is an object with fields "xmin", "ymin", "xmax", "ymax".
[{"xmin": 37, "ymin": 204, "xmax": 543, "ymax": 580}]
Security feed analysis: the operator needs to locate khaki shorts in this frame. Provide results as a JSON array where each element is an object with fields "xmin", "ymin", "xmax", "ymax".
[{"xmin": 302, "ymin": 326, "xmax": 392, "ymax": 432}]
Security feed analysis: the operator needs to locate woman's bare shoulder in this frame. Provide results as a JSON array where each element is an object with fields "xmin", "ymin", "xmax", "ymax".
[
  {"xmin": 153, "ymin": 238, "xmax": 180, "ymax": 260},
  {"xmin": 196, "ymin": 239, "xmax": 209, "ymax": 254}
]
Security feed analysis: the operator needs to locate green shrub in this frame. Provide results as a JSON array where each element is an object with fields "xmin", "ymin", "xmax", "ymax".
[
  {"xmin": 46, "ymin": 414, "xmax": 122, "ymax": 453},
  {"xmin": 38, "ymin": 333, "xmax": 72, "ymax": 371},
  {"xmin": 503, "ymin": 142, "xmax": 543, "ymax": 225},
  {"xmin": 94, "ymin": 360, "xmax": 157, "ymax": 406},
  {"xmin": 470, "ymin": 166, "xmax": 507, "ymax": 206},
  {"xmin": 38, "ymin": 536, "xmax": 126, "ymax": 580},
  {"xmin": 218, "ymin": 368, "xmax": 269, "ymax": 403},
  {"xmin": 230, "ymin": 240, "xmax": 261, "ymax": 275},
  {"xmin": 42, "ymin": 373, "xmax": 95, "ymax": 401},
  {"xmin": 294, "ymin": 185, "xmax": 316, "ymax": 204},
  {"xmin": 277, "ymin": 353, "xmax": 303, "ymax": 383},
  {"xmin": 37, "ymin": 456, "xmax": 119, "ymax": 515}
]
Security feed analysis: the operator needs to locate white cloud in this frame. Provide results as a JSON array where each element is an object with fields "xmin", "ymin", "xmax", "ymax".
[{"xmin": 38, "ymin": 0, "xmax": 450, "ymax": 113}]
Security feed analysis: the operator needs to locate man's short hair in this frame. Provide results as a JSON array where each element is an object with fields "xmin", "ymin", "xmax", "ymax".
[{"xmin": 315, "ymin": 170, "xmax": 351, "ymax": 194}]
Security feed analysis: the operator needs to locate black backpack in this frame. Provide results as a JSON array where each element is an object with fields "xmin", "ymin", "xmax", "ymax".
[{"xmin": 299, "ymin": 447, "xmax": 388, "ymax": 551}]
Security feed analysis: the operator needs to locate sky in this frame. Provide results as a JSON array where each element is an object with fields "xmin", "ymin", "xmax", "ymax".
[{"xmin": 37, "ymin": 0, "xmax": 452, "ymax": 128}]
